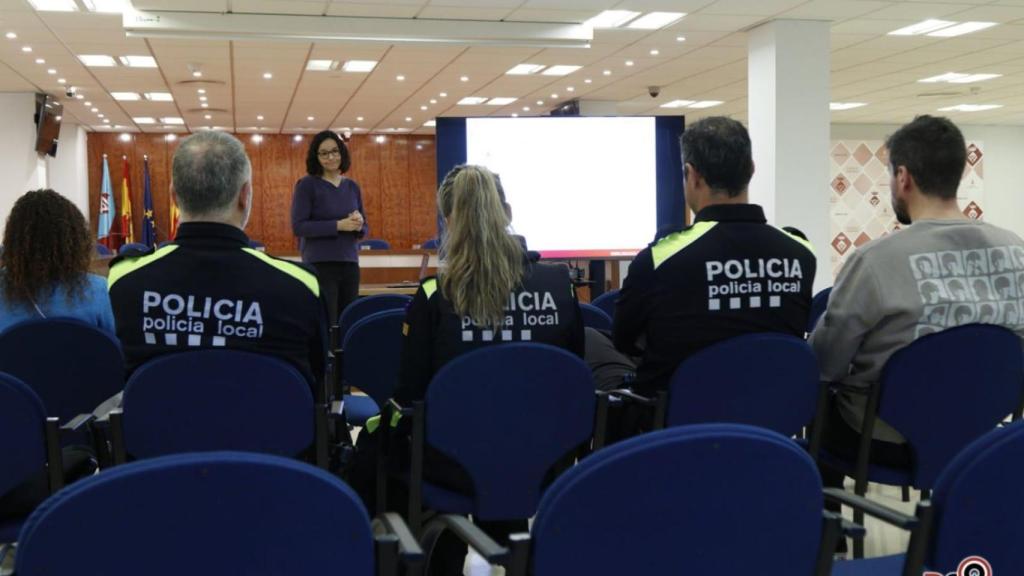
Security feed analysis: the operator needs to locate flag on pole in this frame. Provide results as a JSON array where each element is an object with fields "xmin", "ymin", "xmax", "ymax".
[
  {"xmin": 142, "ymin": 156, "xmax": 156, "ymax": 247},
  {"xmin": 169, "ymin": 189, "xmax": 180, "ymax": 240},
  {"xmin": 120, "ymin": 155, "xmax": 135, "ymax": 245},
  {"xmin": 97, "ymin": 154, "xmax": 116, "ymax": 249}
]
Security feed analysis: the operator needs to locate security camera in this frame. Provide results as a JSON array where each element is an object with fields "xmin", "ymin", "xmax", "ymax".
[
  {"xmin": 65, "ymin": 86, "xmax": 76, "ymax": 98},
  {"xmin": 648, "ymin": 85, "xmax": 660, "ymax": 98}
]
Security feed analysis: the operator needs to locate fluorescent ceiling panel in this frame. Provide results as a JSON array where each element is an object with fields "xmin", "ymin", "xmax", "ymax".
[
  {"xmin": 119, "ymin": 55, "xmax": 157, "ymax": 68},
  {"xmin": 27, "ymin": 0, "xmax": 77, "ymax": 11},
  {"xmin": 160, "ymin": 117, "xmax": 184, "ymax": 124},
  {"xmin": 541, "ymin": 65, "xmax": 581, "ymax": 76},
  {"xmin": 78, "ymin": 54, "xmax": 117, "ymax": 67},
  {"xmin": 888, "ymin": 19, "xmax": 955, "ymax": 36},
  {"xmin": 928, "ymin": 22, "xmax": 996, "ymax": 37},
  {"xmin": 112, "ymin": 92, "xmax": 141, "ymax": 101},
  {"xmin": 919, "ymin": 72, "xmax": 1001, "ymax": 83},
  {"xmin": 145, "ymin": 92, "xmax": 174, "ymax": 101},
  {"xmin": 584, "ymin": 10, "xmax": 640, "ymax": 29},
  {"xmin": 306, "ymin": 59, "xmax": 335, "ymax": 71},
  {"xmin": 82, "ymin": 0, "xmax": 131, "ymax": 12},
  {"xmin": 660, "ymin": 100, "xmax": 695, "ymax": 108},
  {"xmin": 938, "ymin": 104, "xmax": 1002, "ymax": 112},
  {"xmin": 487, "ymin": 97, "xmax": 517, "ymax": 106},
  {"xmin": 688, "ymin": 100, "xmax": 723, "ymax": 109},
  {"xmin": 342, "ymin": 60, "xmax": 377, "ymax": 72},
  {"xmin": 626, "ymin": 12, "xmax": 685, "ymax": 30},
  {"xmin": 506, "ymin": 63, "xmax": 545, "ymax": 75},
  {"xmin": 423, "ymin": 120, "xmax": 436, "ymax": 127},
  {"xmin": 830, "ymin": 102, "xmax": 867, "ymax": 110},
  {"xmin": 458, "ymin": 97, "xmax": 488, "ymax": 105},
  {"xmin": 132, "ymin": 117, "xmax": 155, "ymax": 124}
]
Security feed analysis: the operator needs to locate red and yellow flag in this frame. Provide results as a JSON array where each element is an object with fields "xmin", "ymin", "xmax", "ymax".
[
  {"xmin": 120, "ymin": 155, "xmax": 135, "ymax": 245},
  {"xmin": 169, "ymin": 191, "xmax": 180, "ymax": 240}
]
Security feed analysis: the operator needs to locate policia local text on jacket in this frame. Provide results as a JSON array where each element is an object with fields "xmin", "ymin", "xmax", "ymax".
[
  {"xmin": 613, "ymin": 204, "xmax": 816, "ymax": 395},
  {"xmin": 107, "ymin": 222, "xmax": 328, "ymax": 392}
]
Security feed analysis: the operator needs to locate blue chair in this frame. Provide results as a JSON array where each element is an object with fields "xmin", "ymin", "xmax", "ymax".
[
  {"xmin": 359, "ymin": 239, "xmax": 391, "ymax": 250},
  {"xmin": 812, "ymin": 324, "xmax": 1024, "ymax": 558},
  {"xmin": 341, "ymin": 309, "xmax": 406, "ymax": 427},
  {"xmin": 590, "ymin": 289, "xmax": 619, "ymax": 321},
  {"xmin": 338, "ymin": 294, "xmax": 411, "ymax": 339},
  {"xmin": 157, "ymin": 240, "xmax": 174, "ymax": 248},
  {"xmin": 95, "ymin": 243, "xmax": 112, "ymax": 256},
  {"xmin": 808, "ymin": 287, "xmax": 832, "ymax": 333},
  {"xmin": 0, "ymin": 373, "xmax": 62, "ymax": 546},
  {"xmin": 663, "ymin": 333, "xmax": 819, "ymax": 437},
  {"xmin": 579, "ymin": 302, "xmax": 612, "ymax": 332},
  {"xmin": 390, "ymin": 343, "xmax": 595, "ymax": 531},
  {"xmin": 15, "ymin": 452, "xmax": 422, "ymax": 576},
  {"xmin": 0, "ymin": 319, "xmax": 124, "ymax": 425},
  {"xmin": 437, "ymin": 424, "xmax": 841, "ymax": 575},
  {"xmin": 421, "ymin": 238, "xmax": 440, "ymax": 250},
  {"xmin": 118, "ymin": 242, "xmax": 149, "ymax": 255},
  {"xmin": 110, "ymin": 350, "xmax": 328, "ymax": 467},
  {"xmin": 830, "ymin": 420, "xmax": 1024, "ymax": 575}
]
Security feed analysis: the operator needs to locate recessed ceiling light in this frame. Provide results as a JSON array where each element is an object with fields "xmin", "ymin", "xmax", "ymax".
[
  {"xmin": 262, "ymin": 72, "xmax": 273, "ymax": 79},
  {"xmin": 192, "ymin": 70, "xmax": 202, "ymax": 78},
  {"xmin": 650, "ymin": 49, "xmax": 659, "ymax": 56},
  {"xmin": 405, "ymin": 117, "xmax": 413, "ymax": 122},
  {"xmin": 551, "ymin": 93, "xmax": 559, "ymax": 99},
  {"xmin": 928, "ymin": 21, "xmax": 997, "ymax": 37},
  {"xmin": 103, "ymin": 119, "xmax": 110, "ymax": 123},
  {"xmin": 5, "ymin": 32, "xmax": 16, "ymax": 40},
  {"xmin": 145, "ymin": 92, "xmax": 173, "ymax": 102},
  {"xmin": 119, "ymin": 134, "xmax": 132, "ymax": 142},
  {"xmin": 204, "ymin": 114, "xmax": 212, "ymax": 119},
  {"xmin": 47, "ymin": 68, "xmax": 56, "ymax": 75},
  {"xmin": 118, "ymin": 55, "xmax": 156, "ymax": 68},
  {"xmin": 584, "ymin": 10, "xmax": 641, "ymax": 29},
  {"xmin": 97, "ymin": 113, "xmax": 104, "ymax": 118},
  {"xmin": 522, "ymin": 106, "xmax": 530, "ymax": 111},
  {"xmin": 542, "ymin": 65, "xmax": 581, "ymax": 76},
  {"xmin": 937, "ymin": 103, "xmax": 1002, "ymax": 112},
  {"xmin": 293, "ymin": 135, "xmax": 303, "ymax": 142},
  {"xmin": 660, "ymin": 100, "xmax": 695, "ymax": 108},
  {"xmin": 27, "ymin": 0, "xmax": 78, "ymax": 11},
  {"xmin": 602, "ymin": 70, "xmax": 611, "ymax": 76},
  {"xmin": 201, "ymin": 103, "xmax": 209, "ymax": 108},
  {"xmin": 133, "ymin": 117, "xmax": 155, "ymax": 124},
  {"xmin": 375, "ymin": 135, "xmax": 386, "ymax": 143},
  {"xmin": 460, "ymin": 76, "xmax": 469, "ymax": 82},
  {"xmin": 429, "ymin": 99, "xmax": 437, "ymax": 104},
  {"xmin": 90, "ymin": 107, "xmax": 98, "ymax": 112},
  {"xmin": 457, "ymin": 96, "xmax": 488, "ymax": 105},
  {"xmin": 584, "ymin": 78, "xmax": 592, "ymax": 84},
  {"xmin": 111, "ymin": 92, "xmax": 140, "ymax": 101},
  {"xmin": 251, "ymin": 134, "xmax": 263, "ymax": 143},
  {"xmin": 199, "ymin": 96, "xmax": 207, "ymax": 102},
  {"xmin": 35, "ymin": 58, "xmax": 44, "ymax": 64},
  {"xmin": 84, "ymin": 101, "xmax": 91, "ymax": 106},
  {"xmin": 307, "ymin": 116, "xmax": 314, "ymax": 121},
  {"xmin": 420, "ymin": 105, "xmax": 428, "ymax": 110},
  {"xmin": 357, "ymin": 116, "xmax": 364, "ymax": 121},
  {"xmin": 79, "ymin": 54, "xmax": 117, "ymax": 67},
  {"xmin": 689, "ymin": 100, "xmax": 723, "ymax": 109},
  {"xmin": 341, "ymin": 60, "xmax": 376, "ymax": 72},
  {"xmin": 888, "ymin": 19, "xmax": 957, "ymax": 36},
  {"xmin": 57, "ymin": 78, "xmax": 66, "ymax": 84},
  {"xmin": 627, "ymin": 12, "xmax": 686, "ymax": 30},
  {"xmin": 567, "ymin": 86, "xmax": 575, "ymax": 92},
  {"xmin": 75, "ymin": 94, "xmax": 83, "ymax": 99},
  {"xmin": 830, "ymin": 102, "xmax": 868, "ymax": 111},
  {"xmin": 21, "ymin": 46, "xmax": 32, "ymax": 53},
  {"xmin": 256, "ymin": 115, "xmax": 264, "ymax": 120},
  {"xmin": 165, "ymin": 134, "xmax": 177, "ymax": 141},
  {"xmin": 81, "ymin": 0, "xmax": 132, "ymax": 13},
  {"xmin": 306, "ymin": 59, "xmax": 334, "ymax": 71},
  {"xmin": 676, "ymin": 36, "xmax": 686, "ymax": 42},
  {"xmin": 160, "ymin": 117, "xmax": 184, "ymax": 125},
  {"xmin": 197, "ymin": 88, "xmax": 206, "ymax": 94},
  {"xmin": 506, "ymin": 63, "xmax": 545, "ymax": 75},
  {"xmin": 396, "ymin": 74, "xmax": 405, "ymax": 81},
  {"xmin": 625, "ymin": 60, "xmax": 634, "ymax": 66},
  {"xmin": 511, "ymin": 113, "xmax": 518, "ymax": 118},
  {"xmin": 487, "ymin": 97, "xmax": 517, "ymax": 106},
  {"xmin": 536, "ymin": 100, "xmax": 544, "ymax": 105},
  {"xmin": 439, "ymin": 92, "xmax": 447, "ymax": 98}
]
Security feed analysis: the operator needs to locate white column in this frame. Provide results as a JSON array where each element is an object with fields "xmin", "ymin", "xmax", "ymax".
[
  {"xmin": 748, "ymin": 20, "xmax": 831, "ymax": 291},
  {"xmin": 0, "ymin": 93, "xmax": 47, "ymax": 234}
]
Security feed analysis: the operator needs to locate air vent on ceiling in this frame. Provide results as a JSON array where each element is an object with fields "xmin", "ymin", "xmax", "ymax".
[
  {"xmin": 917, "ymin": 91, "xmax": 964, "ymax": 97},
  {"xmin": 175, "ymin": 79, "xmax": 228, "ymax": 87},
  {"xmin": 186, "ymin": 108, "xmax": 230, "ymax": 114}
]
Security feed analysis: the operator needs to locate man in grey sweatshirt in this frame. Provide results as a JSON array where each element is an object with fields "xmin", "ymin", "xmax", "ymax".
[{"xmin": 810, "ymin": 115, "xmax": 1024, "ymax": 474}]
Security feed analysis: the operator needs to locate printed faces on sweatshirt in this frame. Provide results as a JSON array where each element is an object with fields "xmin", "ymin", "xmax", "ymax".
[{"xmin": 913, "ymin": 245, "xmax": 1024, "ymax": 338}]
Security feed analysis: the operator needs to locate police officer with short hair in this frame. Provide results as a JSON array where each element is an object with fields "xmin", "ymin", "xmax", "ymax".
[
  {"xmin": 614, "ymin": 116, "xmax": 816, "ymax": 397},
  {"xmin": 108, "ymin": 131, "xmax": 326, "ymax": 393}
]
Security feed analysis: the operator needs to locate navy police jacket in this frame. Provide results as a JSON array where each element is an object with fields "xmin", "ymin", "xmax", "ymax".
[{"xmin": 613, "ymin": 204, "xmax": 816, "ymax": 395}]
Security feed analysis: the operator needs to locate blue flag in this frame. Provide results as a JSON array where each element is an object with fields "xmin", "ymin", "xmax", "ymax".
[
  {"xmin": 97, "ymin": 155, "xmax": 116, "ymax": 248},
  {"xmin": 142, "ymin": 156, "xmax": 156, "ymax": 247}
]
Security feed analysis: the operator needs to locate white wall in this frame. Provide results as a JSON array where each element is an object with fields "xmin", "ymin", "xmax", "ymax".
[
  {"xmin": 0, "ymin": 93, "xmax": 47, "ymax": 235},
  {"xmin": 47, "ymin": 122, "xmax": 90, "ymax": 219},
  {"xmin": 830, "ymin": 123, "xmax": 1024, "ymax": 240}
]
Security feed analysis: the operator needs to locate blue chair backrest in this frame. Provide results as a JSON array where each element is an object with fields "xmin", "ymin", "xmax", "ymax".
[
  {"xmin": 359, "ymin": 239, "xmax": 390, "ymax": 250},
  {"xmin": 15, "ymin": 452, "xmax": 374, "ymax": 576},
  {"xmin": 342, "ymin": 309, "xmax": 406, "ymax": 410},
  {"xmin": 338, "ymin": 294, "xmax": 411, "ymax": 338},
  {"xmin": 118, "ymin": 242, "xmax": 149, "ymax": 255},
  {"xmin": 425, "ymin": 343, "xmax": 595, "ymax": 520},
  {"xmin": 877, "ymin": 324, "xmax": 1023, "ymax": 488},
  {"xmin": 0, "ymin": 318, "xmax": 124, "ymax": 423},
  {"xmin": 590, "ymin": 289, "xmax": 619, "ymax": 320},
  {"xmin": 157, "ymin": 240, "xmax": 174, "ymax": 248},
  {"xmin": 579, "ymin": 303, "xmax": 612, "ymax": 332},
  {"xmin": 666, "ymin": 333, "xmax": 818, "ymax": 437},
  {"xmin": 122, "ymin": 350, "xmax": 315, "ymax": 459},
  {"xmin": 0, "ymin": 372, "xmax": 48, "ymax": 497},
  {"xmin": 807, "ymin": 287, "xmax": 831, "ymax": 332},
  {"xmin": 421, "ymin": 238, "xmax": 440, "ymax": 249},
  {"xmin": 95, "ymin": 243, "xmax": 113, "ymax": 256},
  {"xmin": 928, "ymin": 420, "xmax": 1024, "ymax": 574},
  {"xmin": 532, "ymin": 424, "xmax": 825, "ymax": 575}
]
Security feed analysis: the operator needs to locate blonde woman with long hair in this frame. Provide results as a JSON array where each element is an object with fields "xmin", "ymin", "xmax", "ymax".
[{"xmin": 392, "ymin": 164, "xmax": 583, "ymax": 575}]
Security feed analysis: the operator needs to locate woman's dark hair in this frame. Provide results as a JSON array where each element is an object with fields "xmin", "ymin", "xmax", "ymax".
[
  {"xmin": 305, "ymin": 130, "xmax": 351, "ymax": 175},
  {"xmin": 1, "ymin": 189, "xmax": 92, "ymax": 305}
]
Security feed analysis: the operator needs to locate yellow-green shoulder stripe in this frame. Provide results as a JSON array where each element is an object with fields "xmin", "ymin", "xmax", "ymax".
[
  {"xmin": 651, "ymin": 221, "xmax": 717, "ymax": 269},
  {"xmin": 781, "ymin": 230, "xmax": 815, "ymax": 255},
  {"xmin": 242, "ymin": 248, "xmax": 320, "ymax": 297},
  {"xmin": 422, "ymin": 278, "xmax": 437, "ymax": 299},
  {"xmin": 107, "ymin": 245, "xmax": 179, "ymax": 290}
]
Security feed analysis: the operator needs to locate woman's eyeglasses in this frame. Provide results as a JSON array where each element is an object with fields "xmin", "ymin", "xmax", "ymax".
[{"xmin": 318, "ymin": 149, "xmax": 342, "ymax": 159}]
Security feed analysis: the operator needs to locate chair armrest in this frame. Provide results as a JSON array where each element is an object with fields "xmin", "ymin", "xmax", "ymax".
[
  {"xmin": 823, "ymin": 488, "xmax": 919, "ymax": 530},
  {"xmin": 373, "ymin": 512, "xmax": 424, "ymax": 561},
  {"xmin": 62, "ymin": 413, "xmax": 95, "ymax": 433},
  {"xmin": 597, "ymin": 388, "xmax": 657, "ymax": 406},
  {"xmin": 420, "ymin": 515, "xmax": 510, "ymax": 565}
]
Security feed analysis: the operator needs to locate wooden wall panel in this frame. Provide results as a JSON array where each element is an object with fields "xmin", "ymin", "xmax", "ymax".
[{"xmin": 86, "ymin": 132, "xmax": 436, "ymax": 255}]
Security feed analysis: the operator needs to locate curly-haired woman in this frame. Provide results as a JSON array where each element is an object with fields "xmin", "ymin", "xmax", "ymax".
[{"xmin": 0, "ymin": 189, "xmax": 114, "ymax": 333}]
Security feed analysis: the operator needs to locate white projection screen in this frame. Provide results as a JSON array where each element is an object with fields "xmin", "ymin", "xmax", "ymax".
[{"xmin": 465, "ymin": 116, "xmax": 658, "ymax": 258}]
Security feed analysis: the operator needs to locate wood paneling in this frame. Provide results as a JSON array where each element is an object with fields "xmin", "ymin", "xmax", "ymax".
[{"xmin": 86, "ymin": 132, "xmax": 437, "ymax": 255}]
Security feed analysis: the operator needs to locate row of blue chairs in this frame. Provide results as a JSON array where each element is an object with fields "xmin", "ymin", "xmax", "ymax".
[{"xmin": 8, "ymin": 419, "xmax": 1024, "ymax": 575}]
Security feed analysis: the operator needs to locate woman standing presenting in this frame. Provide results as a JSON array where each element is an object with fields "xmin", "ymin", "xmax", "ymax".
[{"xmin": 291, "ymin": 130, "xmax": 368, "ymax": 326}]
